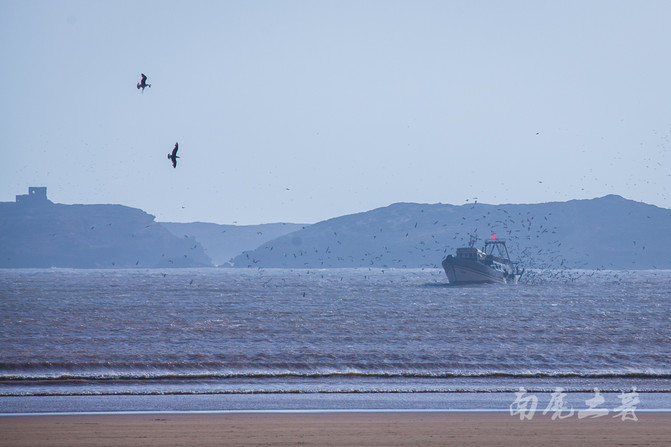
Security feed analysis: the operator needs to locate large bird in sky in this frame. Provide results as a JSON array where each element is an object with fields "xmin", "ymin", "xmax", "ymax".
[
  {"xmin": 168, "ymin": 142, "xmax": 179, "ymax": 168},
  {"xmin": 136, "ymin": 73, "xmax": 151, "ymax": 93}
]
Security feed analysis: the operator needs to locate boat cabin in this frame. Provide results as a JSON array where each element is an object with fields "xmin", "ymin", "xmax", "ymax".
[{"xmin": 456, "ymin": 247, "xmax": 486, "ymax": 261}]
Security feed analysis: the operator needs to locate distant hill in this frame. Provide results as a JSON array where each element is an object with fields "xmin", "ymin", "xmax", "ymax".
[
  {"xmin": 161, "ymin": 222, "xmax": 307, "ymax": 266},
  {"xmin": 4, "ymin": 188, "xmax": 670, "ymax": 270},
  {"xmin": 230, "ymin": 195, "xmax": 671, "ymax": 270},
  {"xmin": 0, "ymin": 188, "xmax": 212, "ymax": 268}
]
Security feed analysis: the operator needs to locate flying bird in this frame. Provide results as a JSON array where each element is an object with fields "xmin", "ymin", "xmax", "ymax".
[
  {"xmin": 168, "ymin": 142, "xmax": 179, "ymax": 168},
  {"xmin": 136, "ymin": 73, "xmax": 151, "ymax": 92}
]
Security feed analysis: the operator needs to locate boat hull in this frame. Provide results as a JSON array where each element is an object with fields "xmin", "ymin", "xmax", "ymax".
[{"xmin": 442, "ymin": 257, "xmax": 516, "ymax": 284}]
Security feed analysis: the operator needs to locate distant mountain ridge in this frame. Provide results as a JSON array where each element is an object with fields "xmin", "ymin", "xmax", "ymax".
[
  {"xmin": 0, "ymin": 188, "xmax": 211, "ymax": 268},
  {"xmin": 230, "ymin": 195, "xmax": 671, "ymax": 270},
  {"xmin": 3, "ymin": 188, "xmax": 670, "ymax": 270}
]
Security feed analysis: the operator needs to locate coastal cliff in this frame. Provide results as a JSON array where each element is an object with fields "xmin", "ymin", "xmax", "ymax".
[{"xmin": 0, "ymin": 188, "xmax": 212, "ymax": 268}]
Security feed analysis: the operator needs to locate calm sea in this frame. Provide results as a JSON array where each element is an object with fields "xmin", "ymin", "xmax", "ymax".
[{"xmin": 1, "ymin": 268, "xmax": 670, "ymax": 412}]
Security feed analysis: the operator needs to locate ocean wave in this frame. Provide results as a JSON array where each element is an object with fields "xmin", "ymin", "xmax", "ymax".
[
  {"xmin": 2, "ymin": 365, "xmax": 671, "ymax": 382},
  {"xmin": 3, "ymin": 387, "xmax": 671, "ymax": 397}
]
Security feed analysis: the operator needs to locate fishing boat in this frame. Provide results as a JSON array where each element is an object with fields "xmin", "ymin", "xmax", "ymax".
[{"xmin": 442, "ymin": 235, "xmax": 523, "ymax": 284}]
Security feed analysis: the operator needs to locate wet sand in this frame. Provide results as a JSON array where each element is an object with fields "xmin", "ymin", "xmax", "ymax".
[{"xmin": 1, "ymin": 412, "xmax": 669, "ymax": 447}]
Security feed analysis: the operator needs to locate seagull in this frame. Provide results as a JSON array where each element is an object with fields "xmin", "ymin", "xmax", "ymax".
[
  {"xmin": 168, "ymin": 142, "xmax": 179, "ymax": 168},
  {"xmin": 137, "ymin": 73, "xmax": 151, "ymax": 92}
]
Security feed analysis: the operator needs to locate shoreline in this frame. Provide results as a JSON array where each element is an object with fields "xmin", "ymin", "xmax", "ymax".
[
  {"xmin": 2, "ymin": 412, "xmax": 670, "ymax": 447},
  {"xmin": 4, "ymin": 408, "xmax": 671, "ymax": 417},
  {"xmin": 3, "ymin": 391, "xmax": 671, "ymax": 414}
]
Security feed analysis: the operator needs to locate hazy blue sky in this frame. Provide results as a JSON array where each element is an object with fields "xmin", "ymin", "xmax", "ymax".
[{"xmin": 2, "ymin": 1, "xmax": 670, "ymax": 224}]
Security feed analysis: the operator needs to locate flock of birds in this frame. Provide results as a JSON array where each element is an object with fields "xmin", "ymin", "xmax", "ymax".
[
  {"xmin": 136, "ymin": 73, "xmax": 180, "ymax": 169},
  {"xmin": 235, "ymin": 199, "xmax": 655, "ymax": 286},
  {"xmin": 132, "ymin": 74, "xmax": 662, "ymax": 282}
]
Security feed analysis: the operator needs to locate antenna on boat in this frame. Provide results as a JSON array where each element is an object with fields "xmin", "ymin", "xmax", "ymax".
[{"xmin": 468, "ymin": 231, "xmax": 478, "ymax": 248}]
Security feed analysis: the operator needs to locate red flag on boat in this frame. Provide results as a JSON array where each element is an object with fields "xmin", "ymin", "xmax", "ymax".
[{"xmin": 490, "ymin": 233, "xmax": 497, "ymax": 239}]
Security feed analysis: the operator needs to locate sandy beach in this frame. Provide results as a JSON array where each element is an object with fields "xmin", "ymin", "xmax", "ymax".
[{"xmin": 1, "ymin": 412, "xmax": 669, "ymax": 447}]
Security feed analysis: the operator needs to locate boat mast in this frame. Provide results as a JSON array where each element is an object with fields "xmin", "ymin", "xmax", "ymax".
[{"xmin": 485, "ymin": 239, "xmax": 511, "ymax": 261}]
